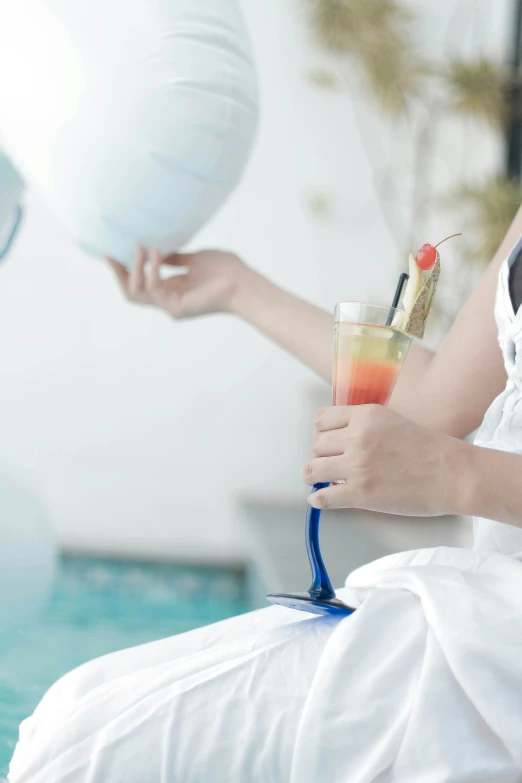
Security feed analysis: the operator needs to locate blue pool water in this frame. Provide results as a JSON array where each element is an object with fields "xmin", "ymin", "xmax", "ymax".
[{"xmin": 0, "ymin": 554, "xmax": 251, "ymax": 779}]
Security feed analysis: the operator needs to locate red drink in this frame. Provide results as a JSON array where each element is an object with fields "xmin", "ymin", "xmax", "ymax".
[{"xmin": 333, "ymin": 321, "xmax": 411, "ymax": 407}]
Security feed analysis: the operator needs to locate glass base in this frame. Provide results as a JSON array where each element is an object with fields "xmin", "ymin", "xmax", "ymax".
[{"xmin": 266, "ymin": 592, "xmax": 355, "ymax": 617}]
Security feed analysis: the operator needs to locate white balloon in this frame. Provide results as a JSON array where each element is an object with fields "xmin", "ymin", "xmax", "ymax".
[
  {"xmin": 0, "ymin": 150, "xmax": 24, "ymax": 261},
  {"xmin": 0, "ymin": 466, "xmax": 56, "ymax": 652},
  {"xmin": 0, "ymin": 0, "xmax": 258, "ymax": 266}
]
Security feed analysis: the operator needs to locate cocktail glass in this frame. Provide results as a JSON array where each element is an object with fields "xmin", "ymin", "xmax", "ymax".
[{"xmin": 266, "ymin": 303, "xmax": 413, "ymax": 616}]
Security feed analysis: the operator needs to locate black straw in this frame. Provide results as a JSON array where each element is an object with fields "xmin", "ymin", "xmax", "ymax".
[{"xmin": 386, "ymin": 272, "xmax": 409, "ymax": 325}]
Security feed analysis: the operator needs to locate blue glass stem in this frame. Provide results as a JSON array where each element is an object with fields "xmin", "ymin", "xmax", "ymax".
[{"xmin": 306, "ymin": 482, "xmax": 336, "ymax": 600}]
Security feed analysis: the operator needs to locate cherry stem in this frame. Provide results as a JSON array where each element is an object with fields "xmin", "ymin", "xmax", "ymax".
[{"xmin": 434, "ymin": 232, "xmax": 462, "ymax": 249}]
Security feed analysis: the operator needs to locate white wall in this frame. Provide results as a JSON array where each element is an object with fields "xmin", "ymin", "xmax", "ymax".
[{"xmin": 0, "ymin": 0, "xmax": 512, "ymax": 562}]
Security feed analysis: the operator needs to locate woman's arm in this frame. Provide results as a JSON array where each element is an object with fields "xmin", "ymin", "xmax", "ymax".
[
  {"xmin": 391, "ymin": 210, "xmax": 522, "ymax": 436},
  {"xmin": 109, "ymin": 205, "xmax": 522, "ymax": 437},
  {"xmin": 233, "ymin": 205, "xmax": 522, "ymax": 437},
  {"xmin": 465, "ymin": 446, "xmax": 522, "ymax": 528},
  {"xmin": 303, "ymin": 404, "xmax": 522, "ymax": 529}
]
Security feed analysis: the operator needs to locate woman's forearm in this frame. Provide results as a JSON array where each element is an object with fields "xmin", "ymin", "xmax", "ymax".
[
  {"xmin": 230, "ymin": 269, "xmax": 335, "ymax": 381},
  {"xmin": 460, "ymin": 446, "xmax": 522, "ymax": 529}
]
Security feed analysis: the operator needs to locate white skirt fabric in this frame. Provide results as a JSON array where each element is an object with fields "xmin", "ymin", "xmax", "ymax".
[{"xmin": 9, "ymin": 546, "xmax": 522, "ymax": 782}]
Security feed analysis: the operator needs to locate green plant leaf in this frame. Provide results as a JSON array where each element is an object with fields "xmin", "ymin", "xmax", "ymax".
[
  {"xmin": 446, "ymin": 176, "xmax": 521, "ymax": 265},
  {"xmin": 306, "ymin": 69, "xmax": 339, "ymax": 89},
  {"xmin": 445, "ymin": 58, "xmax": 507, "ymax": 129},
  {"xmin": 303, "ymin": 0, "xmax": 424, "ymax": 114},
  {"xmin": 305, "ymin": 0, "xmax": 412, "ymax": 51}
]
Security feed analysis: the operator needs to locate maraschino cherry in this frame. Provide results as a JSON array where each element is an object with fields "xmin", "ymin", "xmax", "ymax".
[{"xmin": 416, "ymin": 233, "xmax": 462, "ymax": 271}]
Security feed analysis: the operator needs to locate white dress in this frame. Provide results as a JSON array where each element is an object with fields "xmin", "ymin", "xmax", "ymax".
[{"xmin": 9, "ymin": 250, "xmax": 522, "ymax": 783}]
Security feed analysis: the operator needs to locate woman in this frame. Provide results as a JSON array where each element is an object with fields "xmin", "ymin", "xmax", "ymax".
[{"xmin": 9, "ymin": 209, "xmax": 522, "ymax": 782}]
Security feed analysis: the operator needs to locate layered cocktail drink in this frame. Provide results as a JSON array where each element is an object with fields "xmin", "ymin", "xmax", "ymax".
[{"xmin": 333, "ymin": 303, "xmax": 412, "ymax": 408}]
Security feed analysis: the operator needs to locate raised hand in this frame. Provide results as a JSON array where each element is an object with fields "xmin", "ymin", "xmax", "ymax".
[{"xmin": 107, "ymin": 246, "xmax": 250, "ymax": 319}]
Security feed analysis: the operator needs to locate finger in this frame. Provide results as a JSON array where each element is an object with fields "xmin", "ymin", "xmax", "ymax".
[
  {"xmin": 307, "ymin": 483, "xmax": 352, "ymax": 510},
  {"xmin": 128, "ymin": 245, "xmax": 147, "ymax": 297},
  {"xmin": 313, "ymin": 430, "xmax": 345, "ymax": 457},
  {"xmin": 302, "ymin": 456, "xmax": 346, "ymax": 486},
  {"xmin": 106, "ymin": 256, "xmax": 130, "ymax": 293},
  {"xmin": 147, "ymin": 247, "xmax": 163, "ymax": 294},
  {"xmin": 314, "ymin": 406, "xmax": 353, "ymax": 432},
  {"xmin": 150, "ymin": 253, "xmax": 189, "ymax": 317}
]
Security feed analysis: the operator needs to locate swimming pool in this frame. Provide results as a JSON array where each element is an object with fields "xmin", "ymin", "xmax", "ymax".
[{"xmin": 0, "ymin": 554, "xmax": 252, "ymax": 779}]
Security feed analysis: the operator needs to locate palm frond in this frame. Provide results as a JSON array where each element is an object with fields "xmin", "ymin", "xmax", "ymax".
[
  {"xmin": 306, "ymin": 69, "xmax": 339, "ymax": 89},
  {"xmin": 303, "ymin": 0, "xmax": 423, "ymax": 114},
  {"xmin": 359, "ymin": 34, "xmax": 423, "ymax": 114},
  {"xmin": 445, "ymin": 58, "xmax": 507, "ymax": 129},
  {"xmin": 304, "ymin": 191, "xmax": 334, "ymax": 219},
  {"xmin": 305, "ymin": 0, "xmax": 411, "ymax": 52},
  {"xmin": 446, "ymin": 176, "xmax": 521, "ymax": 265}
]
